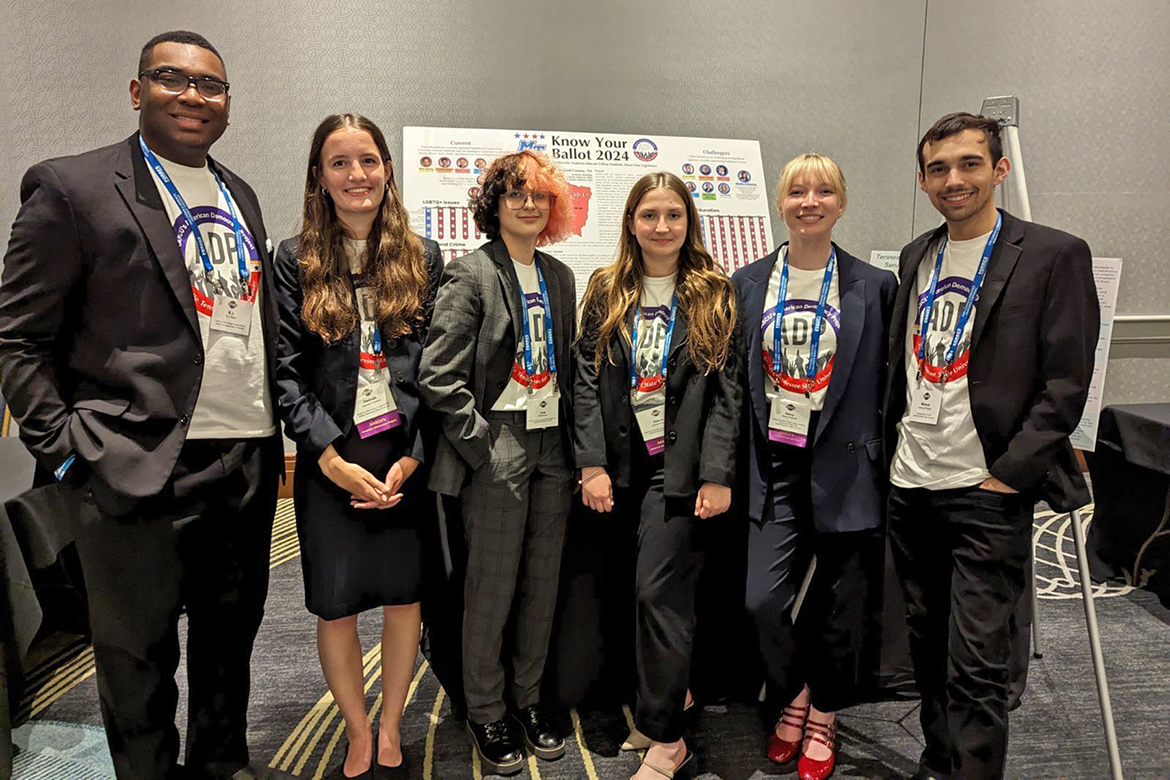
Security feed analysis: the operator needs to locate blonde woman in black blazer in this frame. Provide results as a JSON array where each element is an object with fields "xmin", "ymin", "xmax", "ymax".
[{"xmin": 574, "ymin": 171, "xmax": 741, "ymax": 780}]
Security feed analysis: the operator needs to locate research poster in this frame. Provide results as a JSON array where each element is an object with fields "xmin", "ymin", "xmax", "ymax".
[
  {"xmin": 402, "ymin": 126, "xmax": 775, "ymax": 291},
  {"xmin": 1069, "ymin": 257, "xmax": 1123, "ymax": 452}
]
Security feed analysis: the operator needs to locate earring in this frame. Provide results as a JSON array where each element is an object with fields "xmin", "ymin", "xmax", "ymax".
[{"xmin": 320, "ymin": 186, "xmax": 329, "ymax": 197}]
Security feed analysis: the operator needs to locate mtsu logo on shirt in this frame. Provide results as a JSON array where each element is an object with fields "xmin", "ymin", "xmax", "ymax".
[
  {"xmin": 173, "ymin": 205, "xmax": 261, "ymax": 316},
  {"xmin": 761, "ymin": 299, "xmax": 841, "ymax": 396},
  {"xmin": 913, "ymin": 275, "xmax": 977, "ymax": 384}
]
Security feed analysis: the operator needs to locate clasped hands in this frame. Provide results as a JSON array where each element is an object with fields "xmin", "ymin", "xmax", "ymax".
[
  {"xmin": 579, "ymin": 466, "xmax": 731, "ymax": 518},
  {"xmin": 318, "ymin": 444, "xmax": 419, "ymax": 510}
]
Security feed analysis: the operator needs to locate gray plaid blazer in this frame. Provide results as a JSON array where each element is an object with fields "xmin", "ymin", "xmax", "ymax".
[{"xmin": 419, "ymin": 239, "xmax": 577, "ymax": 496}]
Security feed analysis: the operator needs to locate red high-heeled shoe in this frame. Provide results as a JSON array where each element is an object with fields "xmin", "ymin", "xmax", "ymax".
[
  {"xmin": 767, "ymin": 703, "xmax": 807, "ymax": 765},
  {"xmin": 797, "ymin": 715, "xmax": 837, "ymax": 780}
]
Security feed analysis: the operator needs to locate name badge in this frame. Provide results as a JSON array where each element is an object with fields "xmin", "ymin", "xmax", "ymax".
[
  {"xmin": 908, "ymin": 380, "xmax": 942, "ymax": 425},
  {"xmin": 210, "ymin": 295, "xmax": 253, "ymax": 336},
  {"xmin": 634, "ymin": 403, "xmax": 666, "ymax": 455},
  {"xmin": 768, "ymin": 395, "xmax": 811, "ymax": 447},
  {"xmin": 525, "ymin": 392, "xmax": 560, "ymax": 430},
  {"xmin": 354, "ymin": 376, "xmax": 401, "ymax": 439}
]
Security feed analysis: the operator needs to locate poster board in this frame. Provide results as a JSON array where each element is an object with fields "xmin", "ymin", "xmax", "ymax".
[
  {"xmin": 402, "ymin": 126, "xmax": 774, "ymax": 292},
  {"xmin": 1070, "ymin": 257, "xmax": 1123, "ymax": 451}
]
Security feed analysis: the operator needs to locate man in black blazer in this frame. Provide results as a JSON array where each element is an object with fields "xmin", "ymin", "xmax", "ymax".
[
  {"xmin": 0, "ymin": 31, "xmax": 289, "ymax": 780},
  {"xmin": 884, "ymin": 112, "xmax": 1099, "ymax": 780}
]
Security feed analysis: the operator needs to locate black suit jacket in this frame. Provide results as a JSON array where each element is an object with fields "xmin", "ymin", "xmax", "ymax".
[
  {"xmin": 572, "ymin": 273, "xmax": 742, "ymax": 501},
  {"xmin": 419, "ymin": 238, "xmax": 577, "ymax": 496},
  {"xmin": 734, "ymin": 244, "xmax": 898, "ymax": 532},
  {"xmin": 883, "ymin": 210, "xmax": 1099, "ymax": 512},
  {"xmin": 0, "ymin": 134, "xmax": 282, "ymax": 513},
  {"xmin": 273, "ymin": 236, "xmax": 442, "ymax": 463}
]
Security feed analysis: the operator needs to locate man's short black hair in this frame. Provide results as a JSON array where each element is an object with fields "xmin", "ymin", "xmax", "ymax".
[
  {"xmin": 917, "ymin": 112, "xmax": 1003, "ymax": 174},
  {"xmin": 138, "ymin": 31, "xmax": 224, "ymax": 73}
]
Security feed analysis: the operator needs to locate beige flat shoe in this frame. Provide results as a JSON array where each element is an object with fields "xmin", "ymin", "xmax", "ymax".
[
  {"xmin": 621, "ymin": 727, "xmax": 652, "ymax": 751},
  {"xmin": 632, "ymin": 750, "xmax": 695, "ymax": 778}
]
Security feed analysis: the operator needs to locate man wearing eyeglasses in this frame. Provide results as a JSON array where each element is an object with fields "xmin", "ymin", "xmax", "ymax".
[{"xmin": 0, "ymin": 30, "xmax": 289, "ymax": 780}]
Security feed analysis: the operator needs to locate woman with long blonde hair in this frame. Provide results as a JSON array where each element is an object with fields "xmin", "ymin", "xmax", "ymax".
[
  {"xmin": 274, "ymin": 113, "xmax": 441, "ymax": 777},
  {"xmin": 574, "ymin": 171, "xmax": 741, "ymax": 779}
]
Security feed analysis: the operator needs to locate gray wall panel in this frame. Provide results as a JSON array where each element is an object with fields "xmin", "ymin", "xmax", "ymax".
[
  {"xmin": 0, "ymin": 0, "xmax": 925, "ymax": 262},
  {"xmin": 1, "ymin": 0, "xmax": 1165, "ymax": 407},
  {"xmin": 917, "ymin": 0, "xmax": 1170, "ymax": 314},
  {"xmin": 918, "ymin": 0, "xmax": 1170, "ymax": 404}
]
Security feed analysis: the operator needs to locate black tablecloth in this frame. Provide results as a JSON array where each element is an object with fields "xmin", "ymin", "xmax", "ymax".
[
  {"xmin": 0, "ymin": 438, "xmax": 37, "ymax": 779},
  {"xmin": 1087, "ymin": 404, "xmax": 1170, "ymax": 607},
  {"xmin": 0, "ymin": 439, "xmax": 88, "ymax": 777}
]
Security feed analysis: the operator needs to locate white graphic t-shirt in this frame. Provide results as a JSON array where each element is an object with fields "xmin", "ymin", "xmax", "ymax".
[
  {"xmin": 632, "ymin": 274, "xmax": 677, "ymax": 413},
  {"xmin": 346, "ymin": 240, "xmax": 398, "ymax": 418},
  {"xmin": 891, "ymin": 230, "xmax": 994, "ymax": 490},
  {"xmin": 146, "ymin": 153, "xmax": 275, "ymax": 439},
  {"xmin": 761, "ymin": 248, "xmax": 841, "ymax": 412},
  {"xmin": 492, "ymin": 258, "xmax": 558, "ymax": 410}
]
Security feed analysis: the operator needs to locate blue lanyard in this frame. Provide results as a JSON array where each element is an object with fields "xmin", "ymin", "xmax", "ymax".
[
  {"xmin": 917, "ymin": 211, "xmax": 1002, "ymax": 379},
  {"xmin": 772, "ymin": 246, "xmax": 836, "ymax": 396},
  {"xmin": 515, "ymin": 258, "xmax": 557, "ymax": 388},
  {"xmin": 139, "ymin": 135, "xmax": 250, "ymax": 297},
  {"xmin": 630, "ymin": 290, "xmax": 679, "ymax": 389}
]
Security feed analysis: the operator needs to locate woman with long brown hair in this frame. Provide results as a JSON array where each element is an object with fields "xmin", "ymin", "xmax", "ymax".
[
  {"xmin": 574, "ymin": 171, "xmax": 741, "ymax": 779},
  {"xmin": 274, "ymin": 113, "xmax": 441, "ymax": 778}
]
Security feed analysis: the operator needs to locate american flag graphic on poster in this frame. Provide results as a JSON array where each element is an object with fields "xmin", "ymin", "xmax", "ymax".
[
  {"xmin": 701, "ymin": 215, "xmax": 769, "ymax": 274},
  {"xmin": 403, "ymin": 126, "xmax": 773, "ymax": 301}
]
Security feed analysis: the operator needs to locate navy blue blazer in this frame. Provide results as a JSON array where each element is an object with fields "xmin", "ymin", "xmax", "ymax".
[
  {"xmin": 274, "ymin": 236, "xmax": 442, "ymax": 464},
  {"xmin": 733, "ymin": 244, "xmax": 897, "ymax": 532}
]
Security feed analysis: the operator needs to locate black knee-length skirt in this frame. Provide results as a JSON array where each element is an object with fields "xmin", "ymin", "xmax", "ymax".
[{"xmin": 294, "ymin": 424, "xmax": 425, "ymax": 620}]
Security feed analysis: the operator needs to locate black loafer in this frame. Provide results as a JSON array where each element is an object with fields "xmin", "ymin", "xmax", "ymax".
[
  {"xmin": 467, "ymin": 718, "xmax": 525, "ymax": 775},
  {"xmin": 509, "ymin": 704, "xmax": 565, "ymax": 761}
]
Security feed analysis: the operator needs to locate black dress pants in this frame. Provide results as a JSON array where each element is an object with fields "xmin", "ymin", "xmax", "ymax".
[
  {"xmin": 623, "ymin": 453, "xmax": 709, "ymax": 743},
  {"xmin": 887, "ymin": 484, "xmax": 1031, "ymax": 780},
  {"xmin": 745, "ymin": 445, "xmax": 872, "ymax": 715},
  {"xmin": 69, "ymin": 438, "xmax": 278, "ymax": 780}
]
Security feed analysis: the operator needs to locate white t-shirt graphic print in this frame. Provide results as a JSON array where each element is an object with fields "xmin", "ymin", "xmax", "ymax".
[
  {"xmin": 891, "ymin": 230, "xmax": 993, "ymax": 490},
  {"xmin": 632, "ymin": 274, "xmax": 677, "ymax": 413},
  {"xmin": 145, "ymin": 152, "xmax": 274, "ymax": 439},
  {"xmin": 492, "ymin": 258, "xmax": 558, "ymax": 411},
  {"xmin": 761, "ymin": 248, "xmax": 841, "ymax": 412}
]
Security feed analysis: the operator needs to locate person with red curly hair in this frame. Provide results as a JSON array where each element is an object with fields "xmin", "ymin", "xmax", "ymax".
[{"xmin": 419, "ymin": 151, "xmax": 577, "ymax": 775}]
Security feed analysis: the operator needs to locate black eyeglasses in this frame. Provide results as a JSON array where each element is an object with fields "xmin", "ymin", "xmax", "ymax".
[{"xmin": 139, "ymin": 68, "xmax": 230, "ymax": 100}]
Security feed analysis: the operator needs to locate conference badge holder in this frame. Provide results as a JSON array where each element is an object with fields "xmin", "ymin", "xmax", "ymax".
[
  {"xmin": 908, "ymin": 379, "xmax": 942, "ymax": 425},
  {"xmin": 634, "ymin": 404, "xmax": 666, "ymax": 455},
  {"xmin": 210, "ymin": 295, "xmax": 253, "ymax": 336},
  {"xmin": 769, "ymin": 395, "xmax": 811, "ymax": 447},
  {"xmin": 354, "ymin": 377, "xmax": 401, "ymax": 439},
  {"xmin": 525, "ymin": 386, "xmax": 560, "ymax": 430}
]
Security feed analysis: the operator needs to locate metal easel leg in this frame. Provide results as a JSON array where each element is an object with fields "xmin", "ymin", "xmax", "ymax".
[
  {"xmin": 1069, "ymin": 507, "xmax": 1123, "ymax": 779},
  {"xmin": 1030, "ymin": 547, "xmax": 1043, "ymax": 658}
]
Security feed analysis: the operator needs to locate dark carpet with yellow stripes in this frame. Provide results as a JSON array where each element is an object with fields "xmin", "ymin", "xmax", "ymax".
[{"xmin": 10, "ymin": 501, "xmax": 1170, "ymax": 779}]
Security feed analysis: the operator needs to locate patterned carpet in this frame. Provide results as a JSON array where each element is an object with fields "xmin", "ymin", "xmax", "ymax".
[{"xmin": 9, "ymin": 500, "xmax": 1170, "ymax": 779}]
